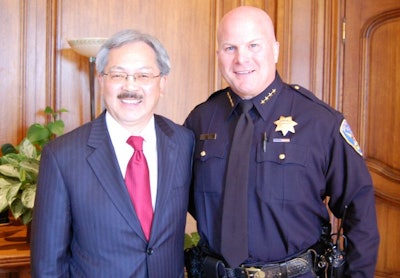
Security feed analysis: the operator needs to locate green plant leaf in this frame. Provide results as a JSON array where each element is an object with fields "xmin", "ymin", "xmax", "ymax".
[
  {"xmin": 0, "ymin": 153, "xmax": 21, "ymax": 164},
  {"xmin": 44, "ymin": 106, "xmax": 54, "ymax": 114},
  {"xmin": 184, "ymin": 232, "xmax": 200, "ymax": 249},
  {"xmin": 6, "ymin": 182, "xmax": 22, "ymax": 205},
  {"xmin": 0, "ymin": 184, "xmax": 10, "ymax": 212},
  {"xmin": 27, "ymin": 124, "xmax": 50, "ymax": 144},
  {"xmin": 19, "ymin": 168, "xmax": 27, "ymax": 182},
  {"xmin": 0, "ymin": 177, "xmax": 10, "ymax": 187},
  {"xmin": 1, "ymin": 143, "xmax": 17, "ymax": 156},
  {"xmin": 184, "ymin": 233, "xmax": 193, "ymax": 249},
  {"xmin": 10, "ymin": 198, "xmax": 25, "ymax": 220},
  {"xmin": 18, "ymin": 139, "xmax": 38, "ymax": 159},
  {"xmin": 20, "ymin": 209, "xmax": 32, "ymax": 225},
  {"xmin": 0, "ymin": 164, "xmax": 21, "ymax": 179},
  {"xmin": 21, "ymin": 184, "xmax": 36, "ymax": 209},
  {"xmin": 20, "ymin": 159, "xmax": 39, "ymax": 175},
  {"xmin": 47, "ymin": 120, "xmax": 65, "ymax": 136}
]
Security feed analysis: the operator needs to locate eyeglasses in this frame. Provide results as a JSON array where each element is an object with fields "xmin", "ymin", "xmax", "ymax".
[{"xmin": 102, "ymin": 71, "xmax": 161, "ymax": 85}]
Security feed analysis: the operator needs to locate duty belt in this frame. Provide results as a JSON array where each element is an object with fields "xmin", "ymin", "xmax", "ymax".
[{"xmin": 223, "ymin": 251, "xmax": 314, "ymax": 278}]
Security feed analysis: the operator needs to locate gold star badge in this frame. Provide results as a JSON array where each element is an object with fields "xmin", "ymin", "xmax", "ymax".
[{"xmin": 274, "ymin": 116, "xmax": 298, "ymax": 136}]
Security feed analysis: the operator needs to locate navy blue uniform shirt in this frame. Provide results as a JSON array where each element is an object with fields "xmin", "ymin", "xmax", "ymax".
[{"xmin": 184, "ymin": 74, "xmax": 379, "ymax": 277}]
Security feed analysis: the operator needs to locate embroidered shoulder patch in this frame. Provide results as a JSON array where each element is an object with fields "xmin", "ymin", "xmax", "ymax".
[{"xmin": 340, "ymin": 119, "xmax": 363, "ymax": 156}]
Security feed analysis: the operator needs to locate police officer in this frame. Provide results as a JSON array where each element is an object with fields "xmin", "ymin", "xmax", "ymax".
[{"xmin": 184, "ymin": 6, "xmax": 379, "ymax": 278}]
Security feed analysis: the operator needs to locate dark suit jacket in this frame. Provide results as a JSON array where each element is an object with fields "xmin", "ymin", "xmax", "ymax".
[{"xmin": 31, "ymin": 111, "xmax": 194, "ymax": 278}]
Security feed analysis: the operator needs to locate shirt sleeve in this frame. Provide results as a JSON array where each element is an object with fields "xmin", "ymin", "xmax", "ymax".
[{"xmin": 326, "ymin": 118, "xmax": 380, "ymax": 277}]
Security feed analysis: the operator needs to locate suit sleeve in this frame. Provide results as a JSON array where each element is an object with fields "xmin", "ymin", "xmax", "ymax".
[{"xmin": 31, "ymin": 145, "xmax": 71, "ymax": 277}]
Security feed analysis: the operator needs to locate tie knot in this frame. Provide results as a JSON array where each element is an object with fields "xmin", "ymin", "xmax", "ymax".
[
  {"xmin": 239, "ymin": 100, "xmax": 253, "ymax": 114},
  {"xmin": 127, "ymin": 136, "xmax": 144, "ymax": 151}
]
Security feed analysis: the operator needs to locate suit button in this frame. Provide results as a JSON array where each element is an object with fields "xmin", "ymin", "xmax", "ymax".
[{"xmin": 146, "ymin": 248, "xmax": 154, "ymax": 255}]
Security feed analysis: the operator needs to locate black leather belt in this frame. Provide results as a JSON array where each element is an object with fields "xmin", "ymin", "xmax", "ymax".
[{"xmin": 223, "ymin": 251, "xmax": 314, "ymax": 278}]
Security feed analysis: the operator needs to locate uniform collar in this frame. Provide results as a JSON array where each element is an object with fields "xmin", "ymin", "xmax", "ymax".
[{"xmin": 226, "ymin": 72, "xmax": 284, "ymax": 121}]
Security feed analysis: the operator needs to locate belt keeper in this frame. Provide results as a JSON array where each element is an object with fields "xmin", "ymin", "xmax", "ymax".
[{"xmin": 245, "ymin": 267, "xmax": 265, "ymax": 278}]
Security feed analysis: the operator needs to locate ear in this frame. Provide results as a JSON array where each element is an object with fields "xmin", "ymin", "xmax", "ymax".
[
  {"xmin": 159, "ymin": 75, "xmax": 168, "ymax": 97},
  {"xmin": 97, "ymin": 73, "xmax": 105, "ymax": 90},
  {"xmin": 273, "ymin": 41, "xmax": 280, "ymax": 63}
]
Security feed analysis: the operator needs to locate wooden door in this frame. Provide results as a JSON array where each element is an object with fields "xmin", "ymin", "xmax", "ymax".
[{"xmin": 341, "ymin": 0, "xmax": 400, "ymax": 276}]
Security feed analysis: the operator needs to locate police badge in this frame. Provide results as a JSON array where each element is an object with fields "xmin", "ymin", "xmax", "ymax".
[{"xmin": 274, "ymin": 116, "xmax": 298, "ymax": 136}]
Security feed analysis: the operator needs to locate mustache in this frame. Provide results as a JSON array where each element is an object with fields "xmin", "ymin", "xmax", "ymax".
[{"xmin": 117, "ymin": 92, "xmax": 143, "ymax": 100}]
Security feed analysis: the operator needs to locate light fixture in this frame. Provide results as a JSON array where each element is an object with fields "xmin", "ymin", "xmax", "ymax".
[{"xmin": 68, "ymin": 37, "xmax": 108, "ymax": 120}]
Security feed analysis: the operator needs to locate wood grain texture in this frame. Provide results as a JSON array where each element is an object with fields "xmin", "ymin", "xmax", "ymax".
[{"xmin": 0, "ymin": 0, "xmax": 399, "ymax": 276}]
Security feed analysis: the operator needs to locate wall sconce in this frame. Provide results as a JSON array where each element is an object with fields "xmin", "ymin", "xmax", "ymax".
[{"xmin": 68, "ymin": 37, "xmax": 107, "ymax": 120}]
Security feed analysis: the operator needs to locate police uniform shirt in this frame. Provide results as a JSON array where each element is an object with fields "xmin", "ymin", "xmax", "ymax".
[{"xmin": 184, "ymin": 73, "xmax": 379, "ymax": 276}]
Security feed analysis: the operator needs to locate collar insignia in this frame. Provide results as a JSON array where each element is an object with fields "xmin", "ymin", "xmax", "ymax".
[
  {"xmin": 274, "ymin": 116, "xmax": 298, "ymax": 136},
  {"xmin": 226, "ymin": 92, "xmax": 234, "ymax": 107},
  {"xmin": 260, "ymin": 88, "xmax": 277, "ymax": 104}
]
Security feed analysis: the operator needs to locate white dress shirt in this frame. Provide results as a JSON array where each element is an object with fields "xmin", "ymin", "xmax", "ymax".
[{"xmin": 106, "ymin": 112, "xmax": 158, "ymax": 209}]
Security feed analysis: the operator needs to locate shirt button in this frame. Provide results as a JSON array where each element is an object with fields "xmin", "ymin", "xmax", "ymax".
[
  {"xmin": 279, "ymin": 154, "xmax": 286, "ymax": 160},
  {"xmin": 200, "ymin": 151, "xmax": 206, "ymax": 157},
  {"xmin": 146, "ymin": 248, "xmax": 154, "ymax": 255}
]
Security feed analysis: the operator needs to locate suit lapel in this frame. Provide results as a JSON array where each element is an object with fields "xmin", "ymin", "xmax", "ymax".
[
  {"xmin": 150, "ymin": 116, "xmax": 179, "ymax": 238},
  {"xmin": 86, "ymin": 113, "xmax": 144, "ymax": 238}
]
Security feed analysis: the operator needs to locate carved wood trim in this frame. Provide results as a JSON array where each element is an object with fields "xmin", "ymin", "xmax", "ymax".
[
  {"xmin": 323, "ymin": 0, "xmax": 344, "ymax": 110},
  {"xmin": 359, "ymin": 9, "xmax": 400, "ymax": 203},
  {"xmin": 46, "ymin": 0, "xmax": 58, "ymax": 114},
  {"xmin": 275, "ymin": 0, "xmax": 292, "ymax": 81},
  {"xmin": 20, "ymin": 1, "xmax": 28, "ymax": 132},
  {"xmin": 21, "ymin": 0, "xmax": 58, "ymax": 127},
  {"xmin": 359, "ymin": 8, "xmax": 400, "ymax": 148},
  {"xmin": 369, "ymin": 159, "xmax": 400, "ymax": 205}
]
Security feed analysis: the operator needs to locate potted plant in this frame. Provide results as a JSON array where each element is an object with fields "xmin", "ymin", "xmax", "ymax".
[{"xmin": 0, "ymin": 107, "xmax": 67, "ymax": 225}]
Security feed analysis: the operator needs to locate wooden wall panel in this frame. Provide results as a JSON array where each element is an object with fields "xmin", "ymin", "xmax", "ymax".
[
  {"xmin": 2, "ymin": 0, "xmax": 399, "ymax": 276},
  {"xmin": 0, "ymin": 0, "xmax": 53, "ymax": 146},
  {"xmin": 361, "ymin": 9, "xmax": 400, "ymax": 276},
  {"xmin": 338, "ymin": 0, "xmax": 400, "ymax": 275},
  {"xmin": 57, "ymin": 0, "xmax": 216, "ymax": 131},
  {"xmin": 0, "ymin": 1, "xmax": 24, "ymax": 145},
  {"xmin": 276, "ymin": 0, "xmax": 330, "ymax": 101}
]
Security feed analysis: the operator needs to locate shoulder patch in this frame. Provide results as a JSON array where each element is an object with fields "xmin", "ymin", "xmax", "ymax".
[{"xmin": 340, "ymin": 119, "xmax": 363, "ymax": 156}]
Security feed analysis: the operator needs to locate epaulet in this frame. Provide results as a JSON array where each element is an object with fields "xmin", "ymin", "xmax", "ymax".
[
  {"xmin": 206, "ymin": 88, "xmax": 228, "ymax": 101},
  {"xmin": 290, "ymin": 84, "xmax": 363, "ymax": 156},
  {"xmin": 290, "ymin": 83, "xmax": 337, "ymax": 108},
  {"xmin": 289, "ymin": 84, "xmax": 320, "ymax": 102},
  {"xmin": 289, "ymin": 83, "xmax": 340, "ymax": 115},
  {"xmin": 189, "ymin": 88, "xmax": 228, "ymax": 111}
]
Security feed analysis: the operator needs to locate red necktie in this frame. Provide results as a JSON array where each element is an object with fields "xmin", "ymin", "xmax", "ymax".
[{"xmin": 126, "ymin": 136, "xmax": 153, "ymax": 241}]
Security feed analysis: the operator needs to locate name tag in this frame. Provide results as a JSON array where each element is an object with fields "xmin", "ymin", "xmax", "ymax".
[{"xmin": 199, "ymin": 133, "xmax": 217, "ymax": 140}]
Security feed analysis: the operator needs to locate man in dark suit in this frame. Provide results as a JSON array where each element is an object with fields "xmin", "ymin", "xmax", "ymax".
[{"xmin": 31, "ymin": 29, "xmax": 194, "ymax": 277}]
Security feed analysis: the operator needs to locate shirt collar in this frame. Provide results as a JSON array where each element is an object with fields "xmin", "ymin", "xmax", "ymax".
[
  {"xmin": 106, "ymin": 111, "xmax": 156, "ymax": 146},
  {"xmin": 226, "ymin": 72, "xmax": 284, "ymax": 121}
]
